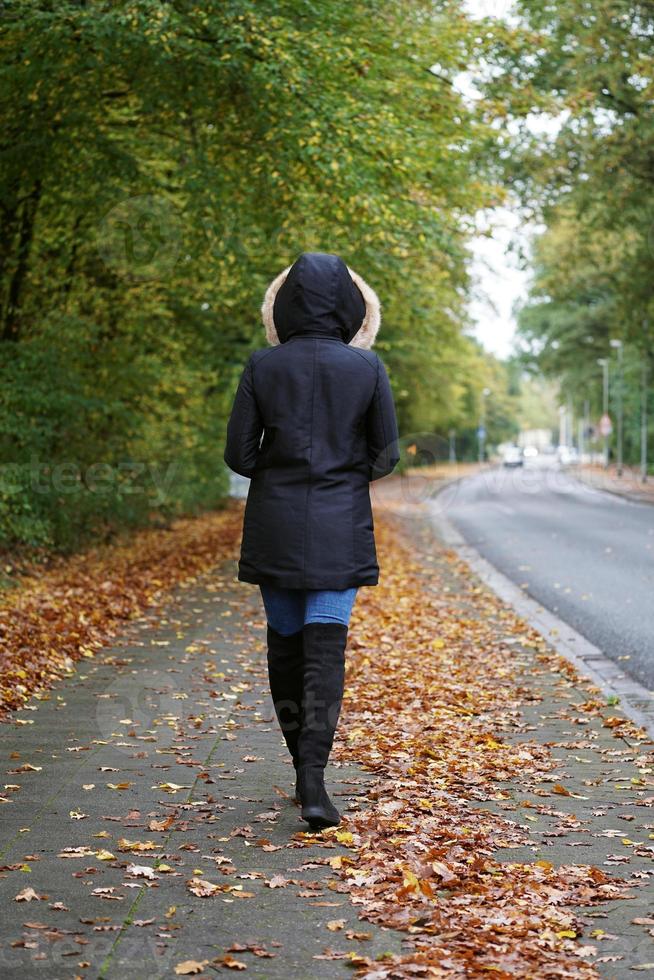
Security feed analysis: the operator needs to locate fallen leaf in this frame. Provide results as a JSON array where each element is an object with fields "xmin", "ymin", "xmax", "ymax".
[
  {"xmin": 187, "ymin": 876, "xmax": 222, "ymax": 897},
  {"xmin": 126, "ymin": 864, "xmax": 158, "ymax": 880},
  {"xmin": 552, "ymin": 784, "xmax": 572, "ymax": 797},
  {"xmin": 214, "ymin": 954, "xmax": 247, "ymax": 970},
  {"xmin": 266, "ymin": 875, "xmax": 289, "ymax": 889},
  {"xmin": 174, "ymin": 960, "xmax": 209, "ymax": 975},
  {"xmin": 15, "ymin": 887, "xmax": 44, "ymax": 902}
]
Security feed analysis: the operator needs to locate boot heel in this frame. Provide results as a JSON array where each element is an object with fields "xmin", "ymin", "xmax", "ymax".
[
  {"xmin": 303, "ymin": 807, "xmax": 340, "ymax": 830},
  {"xmin": 297, "ymin": 766, "xmax": 340, "ymax": 829}
]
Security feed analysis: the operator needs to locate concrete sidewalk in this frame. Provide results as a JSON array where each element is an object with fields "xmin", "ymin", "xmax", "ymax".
[
  {"xmin": 0, "ymin": 561, "xmax": 403, "ymax": 978},
  {"xmin": 386, "ymin": 502, "xmax": 654, "ymax": 977},
  {"xmin": 575, "ymin": 463, "xmax": 654, "ymax": 505},
  {"xmin": 1, "ymin": 500, "xmax": 653, "ymax": 977}
]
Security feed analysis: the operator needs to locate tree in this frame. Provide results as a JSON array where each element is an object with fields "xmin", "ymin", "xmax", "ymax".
[
  {"xmin": 478, "ymin": 0, "xmax": 654, "ymax": 464},
  {"xmin": 0, "ymin": 0, "xmax": 503, "ymax": 549}
]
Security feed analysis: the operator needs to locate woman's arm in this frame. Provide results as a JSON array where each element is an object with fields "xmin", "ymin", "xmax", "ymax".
[
  {"xmin": 366, "ymin": 356, "xmax": 400, "ymax": 481},
  {"xmin": 224, "ymin": 355, "xmax": 264, "ymax": 478}
]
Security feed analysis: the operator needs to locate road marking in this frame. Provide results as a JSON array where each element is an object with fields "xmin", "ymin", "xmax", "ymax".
[{"xmin": 429, "ymin": 497, "xmax": 654, "ymax": 739}]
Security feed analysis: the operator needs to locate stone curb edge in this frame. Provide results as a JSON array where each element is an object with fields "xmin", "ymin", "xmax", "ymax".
[{"xmin": 573, "ymin": 467, "xmax": 654, "ymax": 508}]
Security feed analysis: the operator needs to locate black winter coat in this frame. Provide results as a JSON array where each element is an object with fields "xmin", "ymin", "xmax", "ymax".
[{"xmin": 224, "ymin": 253, "xmax": 400, "ymax": 590}]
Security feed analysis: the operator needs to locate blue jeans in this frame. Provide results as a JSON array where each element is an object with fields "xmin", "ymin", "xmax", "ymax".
[{"xmin": 260, "ymin": 585, "xmax": 358, "ymax": 636}]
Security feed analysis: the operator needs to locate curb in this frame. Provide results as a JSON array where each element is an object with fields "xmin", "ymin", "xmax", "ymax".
[
  {"xmin": 429, "ymin": 497, "xmax": 654, "ymax": 741},
  {"xmin": 573, "ymin": 467, "xmax": 654, "ymax": 507}
]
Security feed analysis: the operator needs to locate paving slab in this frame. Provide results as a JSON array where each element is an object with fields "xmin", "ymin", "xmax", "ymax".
[
  {"xmin": 388, "ymin": 504, "xmax": 654, "ymax": 977},
  {"xmin": 2, "ymin": 502, "xmax": 654, "ymax": 978},
  {"xmin": 0, "ymin": 561, "xmax": 405, "ymax": 979}
]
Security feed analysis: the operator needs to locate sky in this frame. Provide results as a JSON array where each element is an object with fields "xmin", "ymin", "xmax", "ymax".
[
  {"xmin": 462, "ymin": 0, "xmax": 530, "ymax": 360},
  {"xmin": 467, "ymin": 210, "xmax": 532, "ymax": 361}
]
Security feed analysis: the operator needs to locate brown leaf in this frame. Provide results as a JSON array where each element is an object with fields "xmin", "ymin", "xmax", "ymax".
[
  {"xmin": 174, "ymin": 960, "xmax": 209, "ymax": 975},
  {"xmin": 187, "ymin": 876, "xmax": 222, "ymax": 897},
  {"xmin": 148, "ymin": 815, "xmax": 175, "ymax": 832},
  {"xmin": 552, "ymin": 784, "xmax": 572, "ymax": 796},
  {"xmin": 15, "ymin": 887, "xmax": 44, "ymax": 902},
  {"xmin": 266, "ymin": 875, "xmax": 289, "ymax": 889},
  {"xmin": 214, "ymin": 954, "xmax": 247, "ymax": 970}
]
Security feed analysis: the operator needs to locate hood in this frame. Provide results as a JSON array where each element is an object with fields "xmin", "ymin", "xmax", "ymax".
[{"xmin": 261, "ymin": 252, "xmax": 381, "ymax": 348}]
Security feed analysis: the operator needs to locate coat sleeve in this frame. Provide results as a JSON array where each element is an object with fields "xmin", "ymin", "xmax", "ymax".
[
  {"xmin": 224, "ymin": 355, "xmax": 264, "ymax": 478},
  {"xmin": 366, "ymin": 356, "xmax": 400, "ymax": 481}
]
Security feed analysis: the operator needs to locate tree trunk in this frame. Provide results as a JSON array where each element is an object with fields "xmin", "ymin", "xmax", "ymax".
[{"xmin": 2, "ymin": 179, "xmax": 42, "ymax": 342}]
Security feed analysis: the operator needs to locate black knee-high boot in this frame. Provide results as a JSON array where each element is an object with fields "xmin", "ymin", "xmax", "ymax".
[
  {"xmin": 266, "ymin": 626, "xmax": 304, "ymax": 796},
  {"xmin": 296, "ymin": 622, "xmax": 347, "ymax": 830}
]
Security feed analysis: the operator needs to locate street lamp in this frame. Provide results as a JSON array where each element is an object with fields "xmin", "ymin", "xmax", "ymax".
[
  {"xmin": 641, "ymin": 360, "xmax": 648, "ymax": 484},
  {"xmin": 610, "ymin": 339, "xmax": 623, "ymax": 477},
  {"xmin": 641, "ymin": 319, "xmax": 649, "ymax": 485},
  {"xmin": 478, "ymin": 387, "xmax": 491, "ymax": 464},
  {"xmin": 448, "ymin": 428, "xmax": 457, "ymax": 464},
  {"xmin": 597, "ymin": 358, "xmax": 609, "ymax": 469},
  {"xmin": 558, "ymin": 405, "xmax": 567, "ymax": 448}
]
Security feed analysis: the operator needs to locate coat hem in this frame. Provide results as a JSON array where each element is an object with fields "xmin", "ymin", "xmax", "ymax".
[{"xmin": 237, "ymin": 568, "xmax": 379, "ymax": 590}]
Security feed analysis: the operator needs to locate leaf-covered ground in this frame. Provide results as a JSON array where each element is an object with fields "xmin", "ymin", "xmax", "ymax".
[
  {"xmin": 0, "ymin": 505, "xmax": 243, "ymax": 718},
  {"xmin": 330, "ymin": 490, "xmax": 653, "ymax": 977},
  {"xmin": 1, "ymin": 482, "xmax": 653, "ymax": 977}
]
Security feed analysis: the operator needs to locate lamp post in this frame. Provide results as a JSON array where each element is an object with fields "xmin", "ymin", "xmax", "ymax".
[
  {"xmin": 478, "ymin": 387, "xmax": 490, "ymax": 464},
  {"xmin": 610, "ymin": 339, "xmax": 623, "ymax": 477},
  {"xmin": 597, "ymin": 358, "xmax": 609, "ymax": 469},
  {"xmin": 558, "ymin": 404, "xmax": 566, "ymax": 447},
  {"xmin": 580, "ymin": 399, "xmax": 590, "ymax": 461},
  {"xmin": 642, "ymin": 360, "xmax": 649, "ymax": 484},
  {"xmin": 448, "ymin": 429, "xmax": 456, "ymax": 464}
]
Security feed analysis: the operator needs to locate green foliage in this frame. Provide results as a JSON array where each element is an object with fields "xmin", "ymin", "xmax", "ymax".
[
  {"xmin": 0, "ymin": 0, "xmax": 505, "ymax": 549},
  {"xmin": 480, "ymin": 0, "xmax": 654, "ymax": 462}
]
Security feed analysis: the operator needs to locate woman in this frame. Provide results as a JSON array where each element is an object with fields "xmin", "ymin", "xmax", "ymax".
[{"xmin": 224, "ymin": 252, "xmax": 400, "ymax": 830}]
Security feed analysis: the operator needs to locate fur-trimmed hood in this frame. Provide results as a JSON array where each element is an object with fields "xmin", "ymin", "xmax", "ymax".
[{"xmin": 261, "ymin": 252, "xmax": 381, "ymax": 349}]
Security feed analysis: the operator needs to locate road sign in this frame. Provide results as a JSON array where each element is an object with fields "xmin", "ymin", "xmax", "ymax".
[
  {"xmin": 599, "ymin": 414, "xmax": 613, "ymax": 437},
  {"xmin": 477, "ymin": 426, "xmax": 486, "ymax": 440}
]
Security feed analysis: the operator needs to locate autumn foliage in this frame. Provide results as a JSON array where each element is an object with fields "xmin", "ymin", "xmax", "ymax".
[
  {"xmin": 0, "ymin": 493, "xmax": 645, "ymax": 976},
  {"xmin": 0, "ymin": 505, "xmax": 242, "ymax": 717},
  {"xmin": 327, "ymin": 498, "xmax": 633, "ymax": 978}
]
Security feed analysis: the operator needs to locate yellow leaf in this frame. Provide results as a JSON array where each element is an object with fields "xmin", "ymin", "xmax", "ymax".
[{"xmin": 117, "ymin": 838, "xmax": 158, "ymax": 853}]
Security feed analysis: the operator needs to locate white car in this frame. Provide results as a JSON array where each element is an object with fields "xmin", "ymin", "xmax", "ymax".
[
  {"xmin": 503, "ymin": 446, "xmax": 524, "ymax": 468},
  {"xmin": 557, "ymin": 446, "xmax": 579, "ymax": 466}
]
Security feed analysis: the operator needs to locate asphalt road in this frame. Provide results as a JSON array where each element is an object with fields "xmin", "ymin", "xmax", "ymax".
[{"xmin": 441, "ymin": 462, "xmax": 654, "ymax": 691}]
